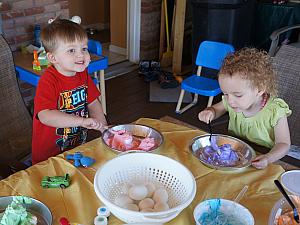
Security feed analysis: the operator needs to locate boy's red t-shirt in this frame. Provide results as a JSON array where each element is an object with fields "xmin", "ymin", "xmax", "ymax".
[{"xmin": 32, "ymin": 66, "xmax": 100, "ymax": 164}]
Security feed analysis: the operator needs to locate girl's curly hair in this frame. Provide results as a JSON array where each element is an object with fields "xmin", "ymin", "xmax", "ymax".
[{"xmin": 219, "ymin": 48, "xmax": 277, "ymax": 97}]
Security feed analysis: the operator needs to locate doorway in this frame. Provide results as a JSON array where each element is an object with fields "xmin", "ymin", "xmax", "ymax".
[{"xmin": 68, "ymin": 0, "xmax": 141, "ymax": 65}]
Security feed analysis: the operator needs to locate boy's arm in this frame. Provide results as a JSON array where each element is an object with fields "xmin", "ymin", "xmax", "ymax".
[
  {"xmin": 252, "ymin": 117, "xmax": 290, "ymax": 169},
  {"xmin": 38, "ymin": 109, "xmax": 84, "ymax": 128},
  {"xmin": 88, "ymin": 98, "xmax": 108, "ymax": 132}
]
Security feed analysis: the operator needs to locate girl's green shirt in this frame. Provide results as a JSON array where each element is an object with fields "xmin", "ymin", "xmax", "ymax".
[{"xmin": 222, "ymin": 96, "xmax": 292, "ymax": 148}]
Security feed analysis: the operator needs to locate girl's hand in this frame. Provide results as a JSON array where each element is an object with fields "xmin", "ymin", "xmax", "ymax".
[
  {"xmin": 198, "ymin": 107, "xmax": 215, "ymax": 124},
  {"xmin": 251, "ymin": 155, "xmax": 270, "ymax": 169}
]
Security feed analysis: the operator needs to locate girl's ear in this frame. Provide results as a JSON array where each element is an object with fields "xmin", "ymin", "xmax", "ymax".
[{"xmin": 46, "ymin": 52, "xmax": 56, "ymax": 64}]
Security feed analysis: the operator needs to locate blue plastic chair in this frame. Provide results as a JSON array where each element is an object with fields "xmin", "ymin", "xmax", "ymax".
[
  {"xmin": 88, "ymin": 39, "xmax": 102, "ymax": 56},
  {"xmin": 175, "ymin": 41, "xmax": 234, "ymax": 114}
]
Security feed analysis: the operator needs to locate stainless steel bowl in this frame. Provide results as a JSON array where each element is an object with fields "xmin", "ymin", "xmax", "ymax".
[
  {"xmin": 190, "ymin": 134, "xmax": 256, "ymax": 171},
  {"xmin": 102, "ymin": 124, "xmax": 164, "ymax": 153},
  {"xmin": 0, "ymin": 196, "xmax": 52, "ymax": 225},
  {"xmin": 268, "ymin": 195, "xmax": 300, "ymax": 225}
]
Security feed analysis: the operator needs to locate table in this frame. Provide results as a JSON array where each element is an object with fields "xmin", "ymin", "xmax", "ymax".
[
  {"xmin": 0, "ymin": 118, "xmax": 285, "ymax": 225},
  {"xmin": 13, "ymin": 49, "xmax": 108, "ymax": 115}
]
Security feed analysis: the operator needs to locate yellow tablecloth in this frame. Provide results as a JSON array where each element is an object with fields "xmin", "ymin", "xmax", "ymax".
[{"xmin": 0, "ymin": 118, "xmax": 285, "ymax": 225}]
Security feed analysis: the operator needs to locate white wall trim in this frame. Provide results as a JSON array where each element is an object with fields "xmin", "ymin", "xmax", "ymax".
[
  {"xmin": 127, "ymin": 0, "xmax": 141, "ymax": 63},
  {"xmin": 109, "ymin": 44, "xmax": 127, "ymax": 56}
]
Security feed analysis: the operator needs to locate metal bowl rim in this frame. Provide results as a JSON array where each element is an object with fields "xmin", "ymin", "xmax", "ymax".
[
  {"xmin": 0, "ymin": 195, "xmax": 53, "ymax": 225},
  {"xmin": 189, "ymin": 134, "xmax": 256, "ymax": 171},
  {"xmin": 101, "ymin": 123, "xmax": 164, "ymax": 153}
]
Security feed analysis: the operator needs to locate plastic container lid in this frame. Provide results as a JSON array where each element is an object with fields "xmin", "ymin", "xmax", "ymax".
[
  {"xmin": 94, "ymin": 215, "xmax": 107, "ymax": 225},
  {"xmin": 281, "ymin": 170, "xmax": 300, "ymax": 195},
  {"xmin": 97, "ymin": 206, "xmax": 110, "ymax": 217}
]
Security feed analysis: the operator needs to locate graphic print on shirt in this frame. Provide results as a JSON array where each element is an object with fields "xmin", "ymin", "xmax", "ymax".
[{"xmin": 56, "ymin": 85, "xmax": 88, "ymax": 151}]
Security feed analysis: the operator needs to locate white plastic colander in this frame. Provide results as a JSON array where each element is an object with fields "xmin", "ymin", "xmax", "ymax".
[{"xmin": 94, "ymin": 152, "xmax": 196, "ymax": 223}]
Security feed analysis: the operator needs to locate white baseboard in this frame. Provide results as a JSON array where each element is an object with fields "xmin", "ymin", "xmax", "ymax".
[{"xmin": 109, "ymin": 44, "xmax": 127, "ymax": 56}]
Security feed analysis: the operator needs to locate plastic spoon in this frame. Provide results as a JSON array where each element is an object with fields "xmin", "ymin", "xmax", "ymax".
[
  {"xmin": 274, "ymin": 179, "xmax": 300, "ymax": 223},
  {"xmin": 208, "ymin": 122, "xmax": 221, "ymax": 156},
  {"xmin": 234, "ymin": 185, "xmax": 249, "ymax": 203},
  {"xmin": 208, "ymin": 120, "xmax": 212, "ymax": 142},
  {"xmin": 221, "ymin": 185, "xmax": 249, "ymax": 223}
]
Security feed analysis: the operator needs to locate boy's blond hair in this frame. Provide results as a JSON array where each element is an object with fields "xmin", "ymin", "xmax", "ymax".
[
  {"xmin": 219, "ymin": 48, "xmax": 277, "ymax": 97},
  {"xmin": 41, "ymin": 19, "xmax": 87, "ymax": 52}
]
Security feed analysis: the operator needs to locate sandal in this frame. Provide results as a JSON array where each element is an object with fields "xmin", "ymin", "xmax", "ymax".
[
  {"xmin": 144, "ymin": 71, "xmax": 160, "ymax": 82},
  {"xmin": 158, "ymin": 71, "xmax": 179, "ymax": 89}
]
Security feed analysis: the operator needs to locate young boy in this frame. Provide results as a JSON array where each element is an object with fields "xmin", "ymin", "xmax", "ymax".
[{"xmin": 32, "ymin": 19, "xmax": 108, "ymax": 164}]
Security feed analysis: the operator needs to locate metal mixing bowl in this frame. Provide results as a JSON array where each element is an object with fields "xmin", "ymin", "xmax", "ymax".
[
  {"xmin": 190, "ymin": 134, "xmax": 256, "ymax": 170},
  {"xmin": 101, "ymin": 124, "xmax": 164, "ymax": 153},
  {"xmin": 0, "ymin": 196, "xmax": 52, "ymax": 225},
  {"xmin": 268, "ymin": 195, "xmax": 300, "ymax": 225}
]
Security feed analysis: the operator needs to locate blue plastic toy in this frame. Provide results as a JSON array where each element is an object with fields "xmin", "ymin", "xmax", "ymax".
[{"xmin": 66, "ymin": 152, "xmax": 95, "ymax": 167}]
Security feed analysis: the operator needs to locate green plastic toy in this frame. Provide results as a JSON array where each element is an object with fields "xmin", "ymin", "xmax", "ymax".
[{"xmin": 41, "ymin": 174, "xmax": 70, "ymax": 189}]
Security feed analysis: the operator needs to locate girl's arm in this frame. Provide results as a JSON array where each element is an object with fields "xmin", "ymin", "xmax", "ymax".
[
  {"xmin": 198, "ymin": 101, "xmax": 227, "ymax": 123},
  {"xmin": 88, "ymin": 98, "xmax": 108, "ymax": 132},
  {"xmin": 252, "ymin": 116, "xmax": 290, "ymax": 169},
  {"xmin": 268, "ymin": 116, "xmax": 291, "ymax": 162}
]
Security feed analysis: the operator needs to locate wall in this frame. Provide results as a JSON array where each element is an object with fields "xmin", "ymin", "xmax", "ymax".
[
  {"xmin": 110, "ymin": 0, "xmax": 127, "ymax": 49},
  {"xmin": 0, "ymin": 0, "xmax": 69, "ymax": 51},
  {"xmin": 0, "ymin": 0, "xmax": 69, "ymax": 110},
  {"xmin": 68, "ymin": 0, "xmax": 109, "ymax": 29},
  {"xmin": 140, "ymin": 0, "xmax": 161, "ymax": 60}
]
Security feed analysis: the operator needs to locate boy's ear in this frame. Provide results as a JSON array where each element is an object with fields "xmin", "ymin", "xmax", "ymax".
[{"xmin": 46, "ymin": 52, "xmax": 57, "ymax": 64}]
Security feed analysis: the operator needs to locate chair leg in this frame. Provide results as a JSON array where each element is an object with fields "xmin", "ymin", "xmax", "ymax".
[
  {"xmin": 176, "ymin": 91, "xmax": 198, "ymax": 114},
  {"xmin": 175, "ymin": 89, "xmax": 185, "ymax": 113},
  {"xmin": 94, "ymin": 71, "xmax": 100, "ymax": 90},
  {"xmin": 207, "ymin": 96, "xmax": 214, "ymax": 107}
]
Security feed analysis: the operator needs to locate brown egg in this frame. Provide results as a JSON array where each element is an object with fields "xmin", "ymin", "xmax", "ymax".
[
  {"xmin": 138, "ymin": 198, "xmax": 155, "ymax": 210},
  {"xmin": 140, "ymin": 208, "xmax": 155, "ymax": 212},
  {"xmin": 124, "ymin": 203, "xmax": 139, "ymax": 211},
  {"xmin": 145, "ymin": 183, "xmax": 156, "ymax": 198},
  {"xmin": 153, "ymin": 187, "xmax": 168, "ymax": 203},
  {"xmin": 154, "ymin": 202, "xmax": 170, "ymax": 212},
  {"xmin": 115, "ymin": 194, "xmax": 133, "ymax": 207}
]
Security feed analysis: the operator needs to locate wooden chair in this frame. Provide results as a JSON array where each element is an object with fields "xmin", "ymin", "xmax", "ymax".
[{"xmin": 0, "ymin": 35, "xmax": 31, "ymax": 179}]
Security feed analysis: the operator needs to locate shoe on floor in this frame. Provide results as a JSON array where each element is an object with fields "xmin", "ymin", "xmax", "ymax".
[
  {"xmin": 159, "ymin": 71, "xmax": 179, "ymax": 89},
  {"xmin": 144, "ymin": 71, "xmax": 160, "ymax": 82},
  {"xmin": 139, "ymin": 60, "xmax": 151, "ymax": 74},
  {"xmin": 139, "ymin": 60, "xmax": 161, "ymax": 75}
]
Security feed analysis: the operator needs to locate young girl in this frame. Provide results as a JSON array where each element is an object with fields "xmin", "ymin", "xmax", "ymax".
[{"xmin": 198, "ymin": 48, "xmax": 292, "ymax": 169}]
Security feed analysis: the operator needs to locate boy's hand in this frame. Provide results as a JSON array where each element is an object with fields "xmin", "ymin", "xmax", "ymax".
[
  {"xmin": 251, "ymin": 155, "xmax": 269, "ymax": 169},
  {"xmin": 81, "ymin": 118, "xmax": 103, "ymax": 131},
  {"xmin": 198, "ymin": 107, "xmax": 215, "ymax": 124}
]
